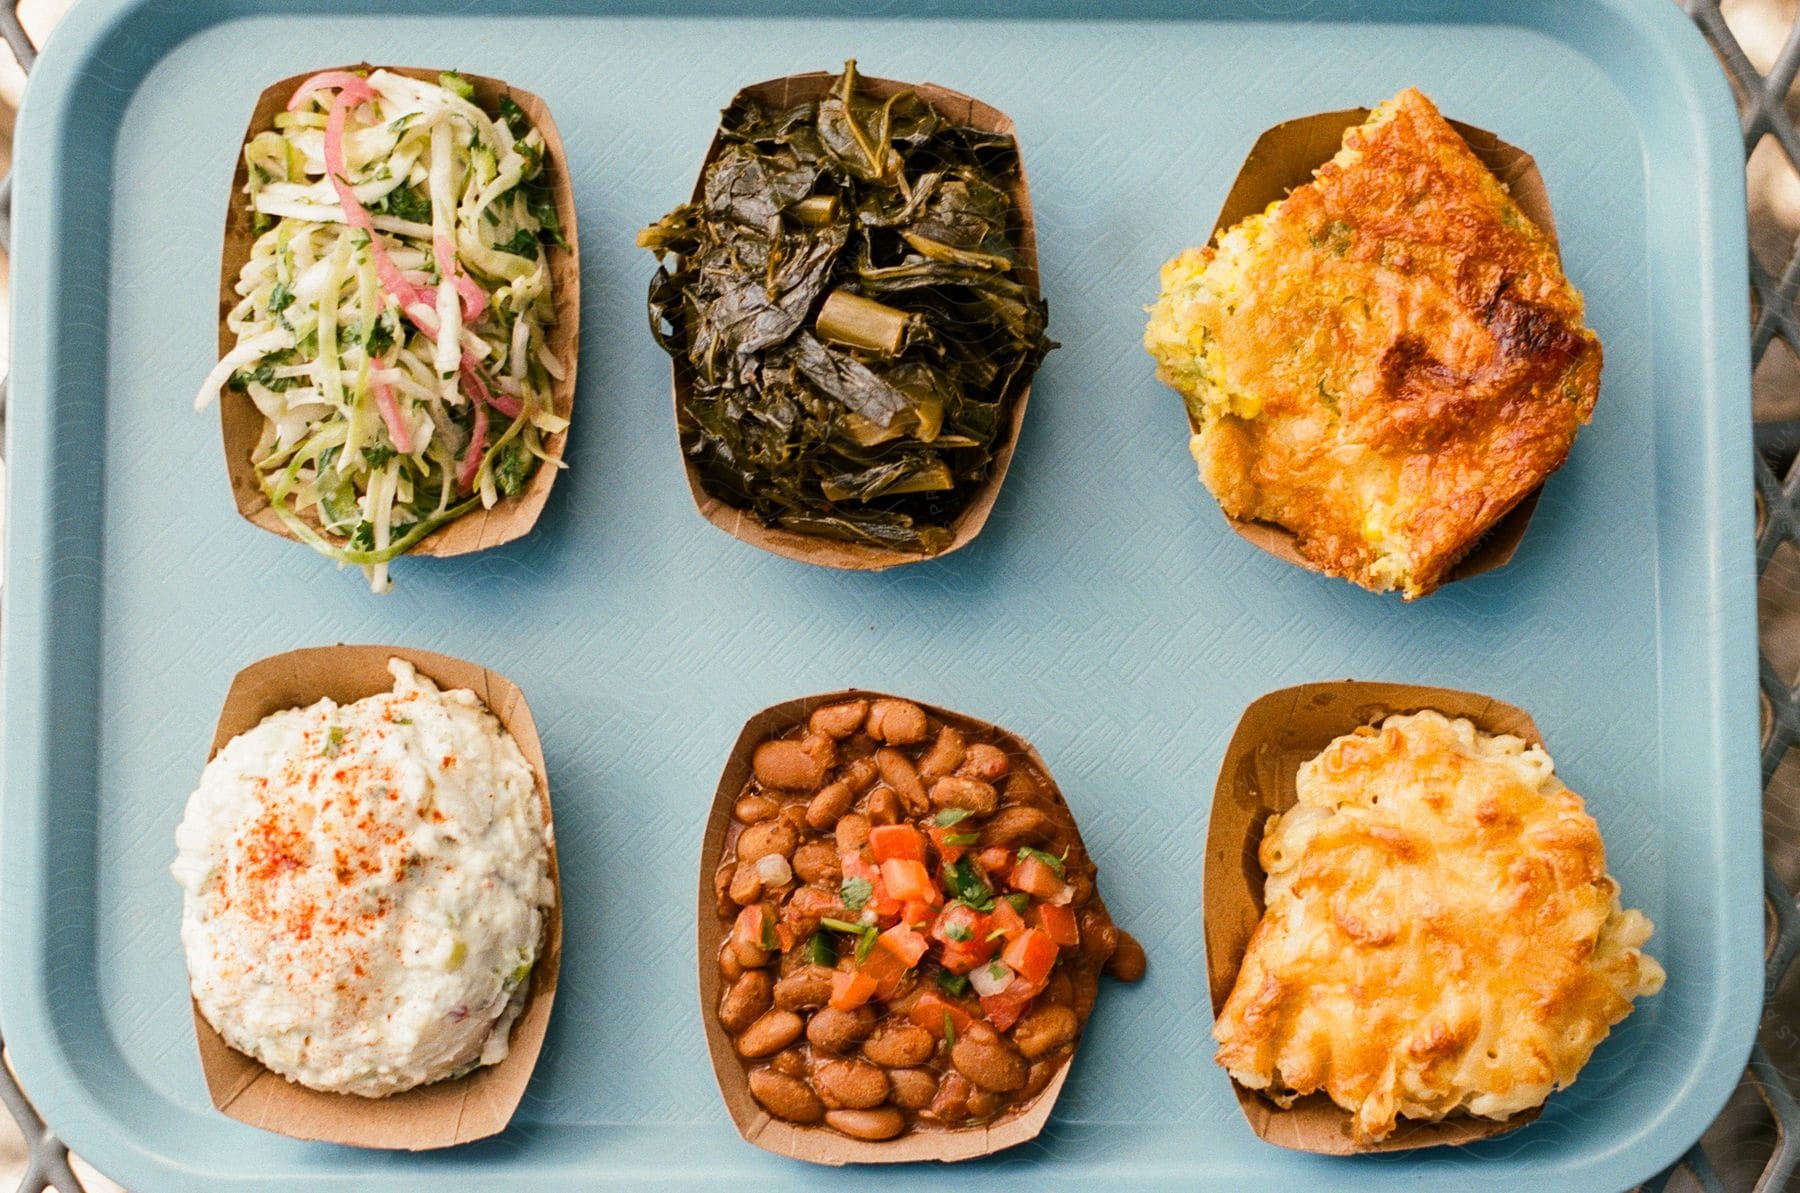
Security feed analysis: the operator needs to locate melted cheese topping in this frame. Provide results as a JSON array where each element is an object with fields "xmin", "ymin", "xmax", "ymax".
[
  {"xmin": 1145, "ymin": 88, "xmax": 1602, "ymax": 598},
  {"xmin": 1212, "ymin": 711, "xmax": 1663, "ymax": 1142},
  {"xmin": 173, "ymin": 659, "xmax": 552, "ymax": 1097}
]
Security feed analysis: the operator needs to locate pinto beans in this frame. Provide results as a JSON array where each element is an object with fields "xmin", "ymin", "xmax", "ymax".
[
  {"xmin": 718, "ymin": 971, "xmax": 774, "ymax": 1034},
  {"xmin": 727, "ymin": 864, "xmax": 763, "ymax": 906},
  {"xmin": 887, "ymin": 1068, "xmax": 938, "ymax": 1110},
  {"xmin": 733, "ymin": 793, "xmax": 780, "ymax": 823},
  {"xmin": 862, "ymin": 1023, "xmax": 935, "ymax": 1067},
  {"xmin": 867, "ymin": 699, "xmax": 928, "ymax": 745},
  {"xmin": 713, "ymin": 863, "xmax": 737, "ymax": 917},
  {"xmin": 812, "ymin": 1059, "xmax": 890, "ymax": 1110},
  {"xmin": 840, "ymin": 756, "xmax": 879, "ymax": 793},
  {"xmin": 929, "ymin": 775, "xmax": 998, "ymax": 815},
  {"xmin": 753, "ymin": 739, "xmax": 828, "ymax": 791},
  {"xmin": 979, "ymin": 805, "xmax": 1057, "ymax": 847},
  {"xmin": 864, "ymin": 786, "xmax": 901, "ymax": 826},
  {"xmin": 1079, "ymin": 905, "xmax": 1121, "ymax": 966},
  {"xmin": 809, "ymin": 700, "xmax": 868, "ymax": 739},
  {"xmin": 791, "ymin": 840, "xmax": 841, "ymax": 886},
  {"xmin": 806, "ymin": 781, "xmax": 855, "ymax": 830},
  {"xmin": 957, "ymin": 743, "xmax": 1011, "ymax": 782},
  {"xmin": 806, "ymin": 1006, "xmax": 875, "ymax": 1054},
  {"xmin": 749, "ymin": 1068, "xmax": 824, "ymax": 1123},
  {"xmin": 876, "ymin": 748, "xmax": 929, "ymax": 814},
  {"xmin": 917, "ymin": 726, "xmax": 966, "ymax": 782},
  {"xmin": 1106, "ymin": 930, "xmax": 1147, "ymax": 982},
  {"xmin": 718, "ymin": 702, "xmax": 1146, "ymax": 1145},
  {"xmin": 772, "ymin": 965, "xmax": 835, "ymax": 1012},
  {"xmin": 951, "ymin": 1035, "xmax": 1028, "ymax": 1092},
  {"xmin": 1011, "ymin": 1004, "xmax": 1079, "ymax": 1059},
  {"xmin": 770, "ymin": 1046, "xmax": 809, "ymax": 1078},
  {"xmin": 735, "ymin": 819, "xmax": 798, "ymax": 866},
  {"xmin": 835, "ymin": 811, "xmax": 872, "ymax": 852},
  {"xmin": 736, "ymin": 1010, "xmax": 804, "ymax": 1058},
  {"xmin": 824, "ymin": 1107, "xmax": 906, "ymax": 1141},
  {"xmin": 926, "ymin": 1071, "xmax": 975, "ymax": 1124}
]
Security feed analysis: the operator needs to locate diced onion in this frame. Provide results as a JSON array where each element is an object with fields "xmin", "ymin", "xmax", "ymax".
[
  {"xmin": 755, "ymin": 854, "xmax": 793, "ymax": 888},
  {"xmin": 970, "ymin": 961, "xmax": 1013, "ymax": 998}
]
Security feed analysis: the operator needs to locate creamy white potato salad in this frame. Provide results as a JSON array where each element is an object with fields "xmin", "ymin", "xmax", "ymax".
[{"xmin": 173, "ymin": 659, "xmax": 552, "ymax": 1097}]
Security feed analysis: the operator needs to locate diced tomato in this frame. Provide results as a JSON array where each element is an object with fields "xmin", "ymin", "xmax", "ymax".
[
  {"xmin": 928, "ymin": 824, "xmax": 972, "ymax": 864},
  {"xmin": 869, "ymin": 824, "xmax": 926, "ymax": 863},
  {"xmin": 879, "ymin": 923, "xmax": 930, "ymax": 967},
  {"xmin": 976, "ymin": 846, "xmax": 1014, "ymax": 878},
  {"xmin": 1002, "ymin": 928, "xmax": 1059, "ymax": 985},
  {"xmin": 979, "ymin": 976, "xmax": 1045, "ymax": 1031},
  {"xmin": 988, "ymin": 898, "xmax": 1028, "ymax": 942},
  {"xmin": 1011, "ymin": 855, "xmax": 1064, "ymax": 899},
  {"xmin": 908, "ymin": 991, "xmax": 977, "ymax": 1038},
  {"xmin": 930, "ymin": 901, "xmax": 984, "ymax": 944},
  {"xmin": 929, "ymin": 903, "xmax": 996, "ymax": 972},
  {"xmin": 938, "ymin": 940, "xmax": 994, "ymax": 974},
  {"xmin": 901, "ymin": 899, "xmax": 934, "ymax": 929},
  {"xmin": 857, "ymin": 942, "xmax": 909, "ymax": 999},
  {"xmin": 1036, "ymin": 902, "xmax": 1079, "ymax": 948},
  {"xmin": 830, "ymin": 969, "xmax": 877, "ymax": 1011},
  {"xmin": 880, "ymin": 858, "xmax": 939, "ymax": 904}
]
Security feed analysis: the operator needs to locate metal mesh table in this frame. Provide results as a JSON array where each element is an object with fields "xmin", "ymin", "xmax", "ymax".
[{"xmin": 0, "ymin": 3, "xmax": 1795, "ymax": 1190}]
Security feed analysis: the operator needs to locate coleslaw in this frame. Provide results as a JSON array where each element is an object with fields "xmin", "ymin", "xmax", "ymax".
[{"xmin": 197, "ymin": 69, "xmax": 570, "ymax": 592}]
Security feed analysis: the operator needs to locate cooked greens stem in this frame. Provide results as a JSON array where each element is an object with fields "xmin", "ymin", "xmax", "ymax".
[{"xmin": 816, "ymin": 290, "xmax": 911, "ymax": 357}]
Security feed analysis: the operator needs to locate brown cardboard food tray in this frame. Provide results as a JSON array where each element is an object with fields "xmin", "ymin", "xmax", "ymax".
[
  {"xmin": 1204, "ymin": 680, "xmax": 1543, "ymax": 1154},
  {"xmin": 698, "ymin": 690, "xmax": 1116, "ymax": 1163},
  {"xmin": 215, "ymin": 66, "xmax": 580, "ymax": 560},
  {"xmin": 1198, "ymin": 108, "xmax": 1562, "ymax": 589},
  {"xmin": 190, "ymin": 644, "xmax": 561, "ymax": 1150},
  {"xmin": 669, "ymin": 72, "xmax": 1040, "ymax": 572}
]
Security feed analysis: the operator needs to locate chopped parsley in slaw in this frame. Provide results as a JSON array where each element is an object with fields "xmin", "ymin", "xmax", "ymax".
[{"xmin": 196, "ymin": 69, "xmax": 569, "ymax": 592}]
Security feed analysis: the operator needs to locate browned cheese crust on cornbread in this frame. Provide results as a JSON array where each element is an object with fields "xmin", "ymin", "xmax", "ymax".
[{"xmin": 1145, "ymin": 89, "xmax": 1602, "ymax": 598}]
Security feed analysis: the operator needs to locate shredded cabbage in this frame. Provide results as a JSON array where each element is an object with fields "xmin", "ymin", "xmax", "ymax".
[{"xmin": 196, "ymin": 69, "xmax": 567, "ymax": 592}]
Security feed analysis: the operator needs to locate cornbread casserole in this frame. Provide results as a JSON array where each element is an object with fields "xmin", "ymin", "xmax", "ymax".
[
  {"xmin": 1212, "ymin": 710, "xmax": 1663, "ymax": 1143},
  {"xmin": 1145, "ymin": 89, "xmax": 1602, "ymax": 598}
]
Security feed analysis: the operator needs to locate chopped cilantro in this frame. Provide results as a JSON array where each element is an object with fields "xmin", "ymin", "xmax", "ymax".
[
  {"xmin": 497, "ymin": 95, "xmax": 532, "ymax": 139},
  {"xmin": 944, "ymin": 921, "xmax": 974, "ymax": 942},
  {"xmin": 941, "ymin": 858, "xmax": 994, "ymax": 911},
  {"xmin": 935, "ymin": 970, "xmax": 970, "ymax": 997},
  {"xmin": 943, "ymin": 832, "xmax": 979, "ymax": 847},
  {"xmin": 1003, "ymin": 893, "xmax": 1030, "ymax": 913},
  {"xmin": 267, "ymin": 281, "xmax": 294, "ymax": 314},
  {"xmin": 374, "ymin": 184, "xmax": 432, "ymax": 224},
  {"xmin": 838, "ymin": 877, "xmax": 873, "ymax": 912},
  {"xmin": 495, "ymin": 228, "xmax": 542, "ymax": 259},
  {"xmin": 363, "ymin": 445, "xmax": 397, "ymax": 469},
  {"xmin": 321, "ymin": 725, "xmax": 346, "ymax": 757},
  {"xmin": 933, "ymin": 808, "xmax": 972, "ymax": 827},
  {"xmin": 364, "ymin": 317, "xmax": 396, "ymax": 359}
]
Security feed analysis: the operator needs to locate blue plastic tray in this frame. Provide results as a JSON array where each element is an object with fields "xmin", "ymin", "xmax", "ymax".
[{"xmin": 0, "ymin": 1, "xmax": 1761, "ymax": 1189}]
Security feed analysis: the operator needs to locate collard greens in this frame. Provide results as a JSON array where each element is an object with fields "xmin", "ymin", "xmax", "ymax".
[{"xmin": 641, "ymin": 61, "xmax": 1054, "ymax": 555}]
